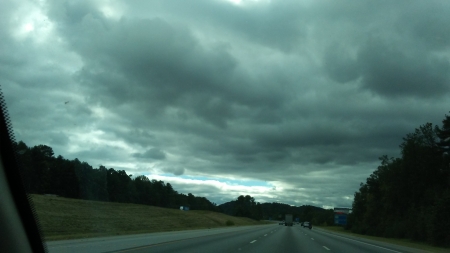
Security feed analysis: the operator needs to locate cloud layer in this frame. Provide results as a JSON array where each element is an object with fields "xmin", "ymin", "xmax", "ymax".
[{"xmin": 2, "ymin": 0, "xmax": 450, "ymax": 207}]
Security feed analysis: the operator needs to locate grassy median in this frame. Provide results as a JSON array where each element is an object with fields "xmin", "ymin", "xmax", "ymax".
[
  {"xmin": 30, "ymin": 194, "xmax": 268, "ymax": 241},
  {"xmin": 317, "ymin": 226, "xmax": 450, "ymax": 253}
]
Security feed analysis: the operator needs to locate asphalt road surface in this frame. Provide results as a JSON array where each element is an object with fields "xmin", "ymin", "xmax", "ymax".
[{"xmin": 46, "ymin": 224, "xmax": 432, "ymax": 253}]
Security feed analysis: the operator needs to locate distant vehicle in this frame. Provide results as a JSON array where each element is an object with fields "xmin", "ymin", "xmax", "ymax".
[
  {"xmin": 279, "ymin": 221, "xmax": 284, "ymax": 225},
  {"xmin": 284, "ymin": 214, "xmax": 293, "ymax": 226},
  {"xmin": 303, "ymin": 221, "xmax": 312, "ymax": 229}
]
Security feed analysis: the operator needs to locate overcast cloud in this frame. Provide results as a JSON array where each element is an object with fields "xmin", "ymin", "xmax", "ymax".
[{"xmin": 2, "ymin": 0, "xmax": 450, "ymax": 208}]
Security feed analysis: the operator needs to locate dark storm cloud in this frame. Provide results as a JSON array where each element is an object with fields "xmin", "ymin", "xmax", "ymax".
[
  {"xmin": 323, "ymin": 43, "xmax": 360, "ymax": 84},
  {"xmin": 68, "ymin": 144, "xmax": 130, "ymax": 167},
  {"xmin": 133, "ymin": 148, "xmax": 166, "ymax": 160},
  {"xmin": 130, "ymin": 0, "xmax": 309, "ymax": 52},
  {"xmin": 49, "ymin": 11, "xmax": 282, "ymax": 128},
  {"xmin": 162, "ymin": 167, "xmax": 185, "ymax": 176},
  {"xmin": 48, "ymin": 131, "xmax": 69, "ymax": 146},
  {"xmin": 404, "ymin": 3, "xmax": 450, "ymax": 51},
  {"xmin": 254, "ymin": 124, "xmax": 354, "ymax": 148},
  {"xmin": 315, "ymin": 1, "xmax": 450, "ymax": 98},
  {"xmin": 2, "ymin": 0, "xmax": 450, "ymax": 207},
  {"xmin": 357, "ymin": 38, "xmax": 450, "ymax": 98}
]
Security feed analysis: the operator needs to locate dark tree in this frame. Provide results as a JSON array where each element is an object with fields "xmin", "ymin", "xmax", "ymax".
[{"xmin": 350, "ymin": 114, "xmax": 450, "ymax": 246}]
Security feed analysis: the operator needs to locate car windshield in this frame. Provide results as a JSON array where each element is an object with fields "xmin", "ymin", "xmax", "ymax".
[{"xmin": 2, "ymin": 0, "xmax": 450, "ymax": 252}]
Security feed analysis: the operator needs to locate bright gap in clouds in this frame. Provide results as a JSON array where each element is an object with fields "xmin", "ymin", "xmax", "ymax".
[
  {"xmin": 227, "ymin": 0, "xmax": 242, "ymax": 4},
  {"xmin": 24, "ymin": 23, "xmax": 34, "ymax": 32},
  {"xmin": 161, "ymin": 174, "xmax": 273, "ymax": 187},
  {"xmin": 225, "ymin": 0, "xmax": 269, "ymax": 6},
  {"xmin": 145, "ymin": 173, "xmax": 280, "ymax": 204}
]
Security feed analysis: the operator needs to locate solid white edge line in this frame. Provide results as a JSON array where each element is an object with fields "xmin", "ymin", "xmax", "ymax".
[
  {"xmin": 323, "ymin": 246, "xmax": 330, "ymax": 250},
  {"xmin": 250, "ymin": 240, "xmax": 257, "ymax": 244},
  {"xmin": 315, "ymin": 229, "xmax": 402, "ymax": 253}
]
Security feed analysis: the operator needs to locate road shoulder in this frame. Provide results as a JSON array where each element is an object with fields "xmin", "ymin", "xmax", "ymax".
[{"xmin": 314, "ymin": 227, "xmax": 436, "ymax": 253}]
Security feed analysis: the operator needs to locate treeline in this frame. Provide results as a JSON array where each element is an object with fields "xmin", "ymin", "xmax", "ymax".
[
  {"xmin": 260, "ymin": 202, "xmax": 334, "ymax": 226},
  {"xmin": 348, "ymin": 113, "xmax": 450, "ymax": 246},
  {"xmin": 219, "ymin": 195, "xmax": 264, "ymax": 220},
  {"xmin": 219, "ymin": 196, "xmax": 334, "ymax": 225},
  {"xmin": 14, "ymin": 141, "xmax": 219, "ymax": 211}
]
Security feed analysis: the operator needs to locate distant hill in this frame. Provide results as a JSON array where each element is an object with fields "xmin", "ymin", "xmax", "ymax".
[{"xmin": 219, "ymin": 200, "xmax": 333, "ymax": 224}]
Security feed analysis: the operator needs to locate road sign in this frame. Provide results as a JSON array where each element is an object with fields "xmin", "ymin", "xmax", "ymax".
[
  {"xmin": 334, "ymin": 214, "xmax": 347, "ymax": 225},
  {"xmin": 334, "ymin": 208, "xmax": 351, "ymax": 214}
]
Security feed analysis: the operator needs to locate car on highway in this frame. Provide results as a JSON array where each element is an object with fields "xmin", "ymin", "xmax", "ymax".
[{"xmin": 302, "ymin": 222, "xmax": 312, "ymax": 229}]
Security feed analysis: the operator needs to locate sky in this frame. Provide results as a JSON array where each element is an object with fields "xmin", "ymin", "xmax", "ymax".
[{"xmin": 1, "ymin": 0, "xmax": 450, "ymax": 208}]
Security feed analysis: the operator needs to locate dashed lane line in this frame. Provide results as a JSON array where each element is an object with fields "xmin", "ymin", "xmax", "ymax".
[
  {"xmin": 323, "ymin": 246, "xmax": 330, "ymax": 251},
  {"xmin": 250, "ymin": 240, "xmax": 257, "ymax": 244},
  {"xmin": 316, "ymin": 230, "xmax": 402, "ymax": 253}
]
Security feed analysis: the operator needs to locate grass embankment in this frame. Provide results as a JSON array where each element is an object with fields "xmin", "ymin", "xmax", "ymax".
[
  {"xmin": 317, "ymin": 226, "xmax": 450, "ymax": 253},
  {"xmin": 30, "ymin": 194, "xmax": 267, "ymax": 241}
]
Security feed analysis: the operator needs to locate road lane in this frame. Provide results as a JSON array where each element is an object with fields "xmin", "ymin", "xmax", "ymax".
[
  {"xmin": 140, "ymin": 225, "xmax": 432, "ymax": 253},
  {"xmin": 116, "ymin": 225, "xmax": 280, "ymax": 253},
  {"xmin": 46, "ymin": 224, "xmax": 276, "ymax": 253},
  {"xmin": 246, "ymin": 224, "xmax": 326, "ymax": 253},
  {"xmin": 300, "ymin": 227, "xmax": 397, "ymax": 253},
  {"xmin": 247, "ymin": 226, "xmax": 432, "ymax": 253},
  {"xmin": 47, "ymin": 224, "xmax": 434, "ymax": 253},
  {"xmin": 311, "ymin": 227, "xmax": 432, "ymax": 253}
]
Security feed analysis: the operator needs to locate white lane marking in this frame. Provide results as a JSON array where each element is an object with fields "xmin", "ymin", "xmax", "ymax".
[
  {"xmin": 316, "ymin": 230, "xmax": 402, "ymax": 253},
  {"xmin": 250, "ymin": 240, "xmax": 257, "ymax": 244},
  {"xmin": 311, "ymin": 238, "xmax": 314, "ymax": 240},
  {"xmin": 264, "ymin": 234, "xmax": 267, "ymax": 236},
  {"xmin": 323, "ymin": 246, "xmax": 330, "ymax": 250}
]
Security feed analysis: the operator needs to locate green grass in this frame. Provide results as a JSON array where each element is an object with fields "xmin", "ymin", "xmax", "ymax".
[
  {"xmin": 30, "ymin": 194, "xmax": 268, "ymax": 241},
  {"xmin": 317, "ymin": 226, "xmax": 450, "ymax": 253}
]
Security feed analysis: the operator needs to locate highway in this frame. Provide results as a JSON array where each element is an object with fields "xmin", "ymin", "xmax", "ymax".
[{"xmin": 46, "ymin": 224, "xmax": 431, "ymax": 253}]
